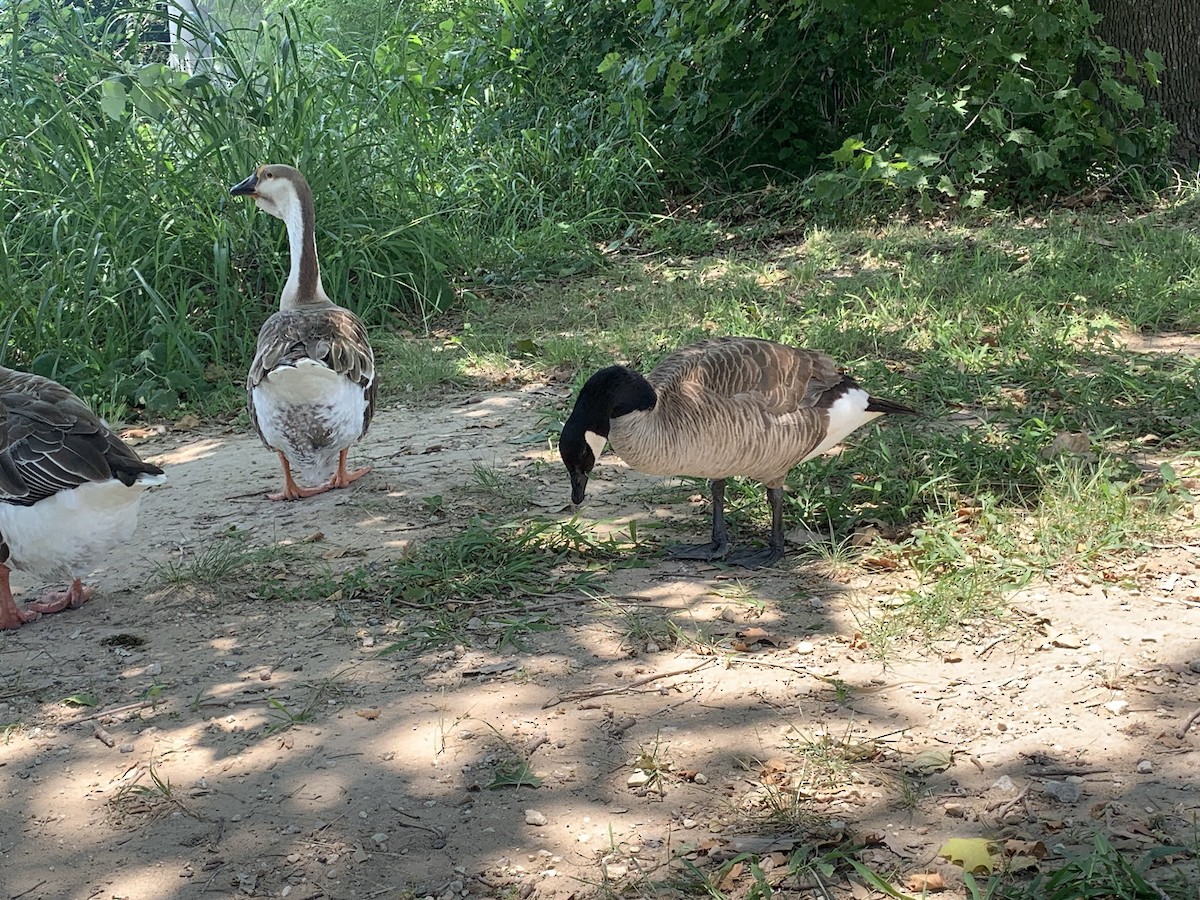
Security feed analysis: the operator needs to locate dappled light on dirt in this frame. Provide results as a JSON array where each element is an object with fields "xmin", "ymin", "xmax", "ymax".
[{"xmin": 3, "ymin": 383, "xmax": 1200, "ymax": 898}]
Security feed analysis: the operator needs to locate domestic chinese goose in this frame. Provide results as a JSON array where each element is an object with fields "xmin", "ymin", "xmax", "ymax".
[
  {"xmin": 559, "ymin": 337, "xmax": 917, "ymax": 568},
  {"xmin": 0, "ymin": 366, "xmax": 166, "ymax": 629},
  {"xmin": 230, "ymin": 164, "xmax": 377, "ymax": 501}
]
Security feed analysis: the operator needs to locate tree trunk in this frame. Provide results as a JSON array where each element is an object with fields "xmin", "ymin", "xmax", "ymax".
[{"xmin": 1090, "ymin": 0, "xmax": 1200, "ymax": 161}]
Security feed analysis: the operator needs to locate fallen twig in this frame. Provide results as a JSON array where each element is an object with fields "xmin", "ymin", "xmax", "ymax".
[
  {"xmin": 73, "ymin": 699, "xmax": 161, "ymax": 723},
  {"xmin": 543, "ymin": 659, "xmax": 715, "ymax": 708},
  {"xmin": 1177, "ymin": 706, "xmax": 1200, "ymax": 740},
  {"xmin": 10, "ymin": 879, "xmax": 48, "ymax": 900},
  {"xmin": 92, "ymin": 723, "xmax": 116, "ymax": 747}
]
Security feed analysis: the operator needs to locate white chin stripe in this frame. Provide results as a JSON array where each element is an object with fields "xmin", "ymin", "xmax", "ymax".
[{"xmin": 584, "ymin": 430, "xmax": 607, "ymax": 462}]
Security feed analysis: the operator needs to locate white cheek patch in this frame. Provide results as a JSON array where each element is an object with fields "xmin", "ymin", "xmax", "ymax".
[{"xmin": 584, "ymin": 430, "xmax": 607, "ymax": 463}]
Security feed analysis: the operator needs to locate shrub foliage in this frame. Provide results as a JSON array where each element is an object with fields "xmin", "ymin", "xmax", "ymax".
[{"xmin": 0, "ymin": 0, "xmax": 1175, "ymax": 411}]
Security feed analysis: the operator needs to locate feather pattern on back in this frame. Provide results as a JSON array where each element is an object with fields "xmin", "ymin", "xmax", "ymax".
[
  {"xmin": 611, "ymin": 337, "xmax": 871, "ymax": 487},
  {"xmin": 0, "ymin": 367, "xmax": 163, "ymax": 507}
]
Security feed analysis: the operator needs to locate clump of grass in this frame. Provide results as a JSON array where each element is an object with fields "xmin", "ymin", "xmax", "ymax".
[
  {"xmin": 975, "ymin": 831, "xmax": 1192, "ymax": 900},
  {"xmin": 153, "ymin": 528, "xmax": 318, "ymax": 588},
  {"xmin": 364, "ymin": 517, "xmax": 631, "ymax": 650}
]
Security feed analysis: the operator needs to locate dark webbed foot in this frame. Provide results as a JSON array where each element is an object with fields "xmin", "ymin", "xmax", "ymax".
[
  {"xmin": 667, "ymin": 540, "xmax": 732, "ymax": 561},
  {"xmin": 723, "ymin": 544, "xmax": 785, "ymax": 569}
]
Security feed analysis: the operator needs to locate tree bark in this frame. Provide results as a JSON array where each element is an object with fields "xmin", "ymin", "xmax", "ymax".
[{"xmin": 1090, "ymin": 0, "xmax": 1200, "ymax": 161}]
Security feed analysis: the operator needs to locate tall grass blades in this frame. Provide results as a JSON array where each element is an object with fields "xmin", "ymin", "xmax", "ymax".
[{"xmin": 0, "ymin": 0, "xmax": 661, "ymax": 415}]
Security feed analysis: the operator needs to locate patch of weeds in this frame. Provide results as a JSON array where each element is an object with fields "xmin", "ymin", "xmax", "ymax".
[
  {"xmin": 781, "ymin": 725, "xmax": 883, "ymax": 792},
  {"xmin": 707, "ymin": 581, "xmax": 767, "ymax": 618},
  {"xmin": 375, "ymin": 335, "xmax": 468, "ymax": 398},
  {"xmin": 608, "ymin": 603, "xmax": 683, "ymax": 655},
  {"xmin": 861, "ymin": 565, "xmax": 1013, "ymax": 654},
  {"xmin": 470, "ymin": 463, "xmax": 535, "ymax": 508},
  {"xmin": 373, "ymin": 517, "xmax": 615, "ymax": 652},
  {"xmin": 976, "ymin": 831, "xmax": 1191, "ymax": 899},
  {"xmin": 107, "ymin": 761, "xmax": 197, "ymax": 826},
  {"xmin": 265, "ymin": 670, "xmax": 347, "ymax": 734},
  {"xmin": 154, "ymin": 528, "xmax": 311, "ymax": 588},
  {"xmin": 1023, "ymin": 458, "xmax": 1174, "ymax": 568}
]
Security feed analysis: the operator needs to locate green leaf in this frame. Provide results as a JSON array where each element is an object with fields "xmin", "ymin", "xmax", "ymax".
[
  {"xmin": 905, "ymin": 748, "xmax": 953, "ymax": 775},
  {"xmin": 488, "ymin": 759, "xmax": 542, "ymax": 789},
  {"xmin": 962, "ymin": 190, "xmax": 987, "ymax": 208},
  {"xmin": 61, "ymin": 693, "xmax": 99, "ymax": 708},
  {"xmin": 597, "ymin": 51, "xmax": 621, "ymax": 75},
  {"xmin": 100, "ymin": 79, "xmax": 127, "ymax": 121}
]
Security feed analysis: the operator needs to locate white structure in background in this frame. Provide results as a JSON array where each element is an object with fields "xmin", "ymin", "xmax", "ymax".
[{"xmin": 167, "ymin": 0, "xmax": 217, "ymax": 73}]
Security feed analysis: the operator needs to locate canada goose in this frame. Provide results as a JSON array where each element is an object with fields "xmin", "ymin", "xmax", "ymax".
[
  {"xmin": 230, "ymin": 164, "xmax": 377, "ymax": 501},
  {"xmin": 0, "ymin": 366, "xmax": 166, "ymax": 629},
  {"xmin": 559, "ymin": 337, "xmax": 917, "ymax": 568}
]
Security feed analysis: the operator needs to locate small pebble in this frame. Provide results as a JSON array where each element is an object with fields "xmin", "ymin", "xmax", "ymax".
[
  {"xmin": 119, "ymin": 743, "xmax": 134, "ymax": 753},
  {"xmin": 1042, "ymin": 780, "xmax": 1082, "ymax": 803},
  {"xmin": 693, "ymin": 773, "xmax": 708, "ymax": 785},
  {"xmin": 1136, "ymin": 759, "xmax": 1153, "ymax": 774},
  {"xmin": 524, "ymin": 809, "xmax": 548, "ymax": 826}
]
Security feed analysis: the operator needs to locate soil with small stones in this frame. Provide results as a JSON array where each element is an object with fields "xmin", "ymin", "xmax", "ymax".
[{"xmin": 2, "ymin": 383, "xmax": 1199, "ymax": 900}]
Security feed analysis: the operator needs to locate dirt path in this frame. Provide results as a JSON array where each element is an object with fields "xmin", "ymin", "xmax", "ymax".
[{"xmin": 2, "ymin": 385, "xmax": 1199, "ymax": 899}]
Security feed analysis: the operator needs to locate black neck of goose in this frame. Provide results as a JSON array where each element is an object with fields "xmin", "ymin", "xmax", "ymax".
[{"xmin": 577, "ymin": 365, "xmax": 656, "ymax": 432}]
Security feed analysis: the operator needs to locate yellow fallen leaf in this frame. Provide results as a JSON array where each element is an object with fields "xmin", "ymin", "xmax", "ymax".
[{"xmin": 939, "ymin": 837, "xmax": 995, "ymax": 873}]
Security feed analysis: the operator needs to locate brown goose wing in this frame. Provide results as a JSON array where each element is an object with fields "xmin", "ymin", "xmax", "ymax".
[
  {"xmin": 0, "ymin": 373, "xmax": 163, "ymax": 506},
  {"xmin": 247, "ymin": 306, "xmax": 377, "ymax": 437},
  {"xmin": 649, "ymin": 337, "xmax": 843, "ymax": 414}
]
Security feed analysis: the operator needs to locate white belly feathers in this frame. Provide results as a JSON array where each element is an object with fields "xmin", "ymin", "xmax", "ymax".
[{"xmin": 252, "ymin": 359, "xmax": 368, "ymax": 486}]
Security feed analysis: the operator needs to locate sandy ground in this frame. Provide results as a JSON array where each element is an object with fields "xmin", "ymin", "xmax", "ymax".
[{"xmin": 2, "ymin": 381, "xmax": 1199, "ymax": 900}]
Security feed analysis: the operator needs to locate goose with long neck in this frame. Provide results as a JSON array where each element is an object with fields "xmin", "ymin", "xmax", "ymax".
[
  {"xmin": 231, "ymin": 164, "xmax": 377, "ymax": 501},
  {"xmin": 0, "ymin": 365, "xmax": 166, "ymax": 629},
  {"xmin": 559, "ymin": 337, "xmax": 918, "ymax": 568}
]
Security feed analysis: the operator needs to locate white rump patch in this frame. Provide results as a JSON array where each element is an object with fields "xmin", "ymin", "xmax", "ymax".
[
  {"xmin": 253, "ymin": 361, "xmax": 368, "ymax": 485},
  {"xmin": 584, "ymin": 430, "xmax": 607, "ymax": 462}
]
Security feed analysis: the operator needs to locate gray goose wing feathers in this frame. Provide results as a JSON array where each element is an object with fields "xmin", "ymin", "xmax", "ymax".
[
  {"xmin": 0, "ymin": 369, "xmax": 164, "ymax": 507},
  {"xmin": 247, "ymin": 306, "xmax": 377, "ymax": 443},
  {"xmin": 630, "ymin": 337, "xmax": 856, "ymax": 484}
]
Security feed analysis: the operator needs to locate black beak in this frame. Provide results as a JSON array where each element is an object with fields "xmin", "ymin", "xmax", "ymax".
[
  {"xmin": 569, "ymin": 469, "xmax": 589, "ymax": 506},
  {"xmin": 230, "ymin": 172, "xmax": 259, "ymax": 196}
]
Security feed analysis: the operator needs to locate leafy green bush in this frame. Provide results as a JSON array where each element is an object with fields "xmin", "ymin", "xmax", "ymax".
[{"xmin": 575, "ymin": 0, "xmax": 1173, "ymax": 202}]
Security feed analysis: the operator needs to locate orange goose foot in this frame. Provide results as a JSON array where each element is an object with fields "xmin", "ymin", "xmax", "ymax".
[
  {"xmin": 328, "ymin": 448, "xmax": 371, "ymax": 489},
  {"xmin": 268, "ymin": 453, "xmax": 335, "ymax": 501},
  {"xmin": 0, "ymin": 564, "xmax": 41, "ymax": 630},
  {"xmin": 28, "ymin": 578, "xmax": 93, "ymax": 614},
  {"xmin": 268, "ymin": 451, "xmax": 370, "ymax": 501}
]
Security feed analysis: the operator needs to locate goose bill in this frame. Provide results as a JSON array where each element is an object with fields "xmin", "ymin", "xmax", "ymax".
[
  {"xmin": 569, "ymin": 469, "xmax": 589, "ymax": 505},
  {"xmin": 230, "ymin": 173, "xmax": 259, "ymax": 196}
]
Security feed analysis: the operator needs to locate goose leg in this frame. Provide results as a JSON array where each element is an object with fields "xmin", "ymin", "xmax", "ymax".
[
  {"xmin": 28, "ymin": 578, "xmax": 93, "ymax": 614},
  {"xmin": 268, "ymin": 453, "xmax": 333, "ymax": 501},
  {"xmin": 0, "ymin": 564, "xmax": 40, "ymax": 630},
  {"xmin": 668, "ymin": 479, "xmax": 733, "ymax": 561},
  {"xmin": 725, "ymin": 486, "xmax": 787, "ymax": 569},
  {"xmin": 328, "ymin": 448, "xmax": 371, "ymax": 489}
]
